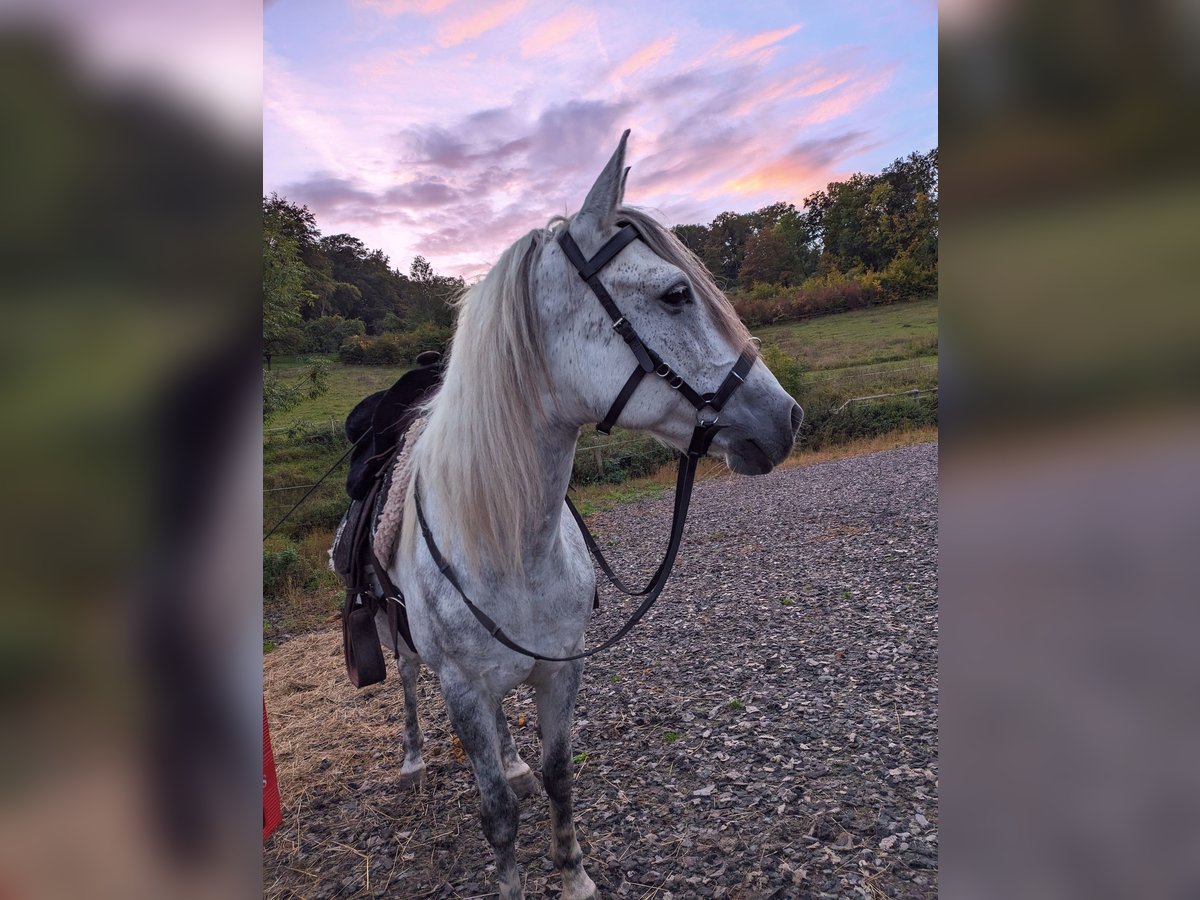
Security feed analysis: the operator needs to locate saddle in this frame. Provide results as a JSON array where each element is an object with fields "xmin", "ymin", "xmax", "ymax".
[{"xmin": 330, "ymin": 350, "xmax": 443, "ymax": 688}]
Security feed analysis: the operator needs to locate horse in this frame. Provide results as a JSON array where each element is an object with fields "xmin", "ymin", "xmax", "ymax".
[{"xmin": 377, "ymin": 131, "xmax": 802, "ymax": 899}]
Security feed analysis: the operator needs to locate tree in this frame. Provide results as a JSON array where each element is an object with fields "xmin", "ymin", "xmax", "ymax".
[
  {"xmin": 263, "ymin": 193, "xmax": 320, "ymax": 256},
  {"xmin": 739, "ymin": 226, "xmax": 801, "ymax": 288},
  {"xmin": 317, "ymin": 234, "xmax": 406, "ymax": 333},
  {"xmin": 263, "ymin": 194, "xmax": 341, "ymax": 319},
  {"xmin": 302, "ymin": 315, "xmax": 366, "ymax": 353},
  {"xmin": 671, "ymin": 223, "xmax": 710, "ymax": 259},
  {"xmin": 740, "ymin": 203, "xmax": 819, "ymax": 286},
  {"xmin": 701, "ymin": 211, "xmax": 757, "ymax": 285},
  {"xmin": 406, "ymin": 255, "xmax": 460, "ymax": 328},
  {"xmin": 802, "ymin": 149, "xmax": 938, "ymax": 275},
  {"xmin": 262, "ymin": 215, "xmax": 311, "ymax": 368}
]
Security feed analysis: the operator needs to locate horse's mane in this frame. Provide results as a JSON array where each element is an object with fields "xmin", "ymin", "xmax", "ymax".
[{"xmin": 404, "ymin": 206, "xmax": 752, "ymax": 575}]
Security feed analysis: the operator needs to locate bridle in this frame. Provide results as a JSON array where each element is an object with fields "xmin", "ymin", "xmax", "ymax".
[
  {"xmin": 556, "ymin": 224, "xmax": 757, "ymax": 450},
  {"xmin": 414, "ymin": 221, "xmax": 757, "ymax": 661}
]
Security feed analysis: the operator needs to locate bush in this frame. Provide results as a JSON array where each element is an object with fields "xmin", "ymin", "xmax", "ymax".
[
  {"xmin": 799, "ymin": 393, "xmax": 938, "ymax": 452},
  {"xmin": 338, "ymin": 322, "xmax": 453, "ymax": 366},
  {"xmin": 570, "ymin": 434, "xmax": 675, "ymax": 486},
  {"xmin": 759, "ymin": 345, "xmax": 807, "ymax": 399},
  {"xmin": 339, "ymin": 334, "xmax": 367, "ymax": 364},
  {"xmin": 303, "ymin": 315, "xmax": 365, "ymax": 353},
  {"xmin": 264, "ymin": 546, "xmax": 313, "ymax": 599},
  {"xmin": 731, "ymin": 278, "xmax": 882, "ymax": 327},
  {"xmin": 749, "ymin": 281, "xmax": 786, "ymax": 302},
  {"xmin": 262, "ymin": 360, "xmax": 330, "ymax": 420},
  {"xmin": 880, "ymin": 252, "xmax": 937, "ymax": 300}
]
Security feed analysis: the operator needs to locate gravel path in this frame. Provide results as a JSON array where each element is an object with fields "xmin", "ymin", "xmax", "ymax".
[{"xmin": 264, "ymin": 442, "xmax": 938, "ymax": 899}]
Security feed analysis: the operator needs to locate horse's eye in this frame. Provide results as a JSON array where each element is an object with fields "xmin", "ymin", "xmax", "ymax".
[{"xmin": 660, "ymin": 284, "xmax": 692, "ymax": 307}]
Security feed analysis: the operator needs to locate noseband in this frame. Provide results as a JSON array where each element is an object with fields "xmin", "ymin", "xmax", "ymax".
[
  {"xmin": 557, "ymin": 223, "xmax": 756, "ymax": 456},
  {"xmin": 413, "ymin": 222, "xmax": 757, "ymax": 661}
]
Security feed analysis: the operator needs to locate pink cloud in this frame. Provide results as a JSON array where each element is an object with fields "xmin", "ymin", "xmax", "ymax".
[
  {"xmin": 721, "ymin": 132, "xmax": 872, "ymax": 198},
  {"xmin": 722, "ymin": 24, "xmax": 802, "ymax": 58},
  {"xmin": 352, "ymin": 45, "xmax": 434, "ymax": 83},
  {"xmin": 265, "ymin": 2, "xmax": 931, "ymax": 276},
  {"xmin": 437, "ymin": 0, "xmax": 527, "ymax": 47},
  {"xmin": 353, "ymin": 0, "xmax": 453, "ymax": 14},
  {"xmin": 722, "ymin": 160, "xmax": 826, "ymax": 198},
  {"xmin": 795, "ymin": 71, "xmax": 855, "ymax": 98},
  {"xmin": 520, "ymin": 7, "xmax": 595, "ymax": 58},
  {"xmin": 731, "ymin": 67, "xmax": 855, "ymax": 117},
  {"xmin": 802, "ymin": 67, "xmax": 895, "ymax": 124},
  {"xmin": 610, "ymin": 34, "xmax": 677, "ymax": 80}
]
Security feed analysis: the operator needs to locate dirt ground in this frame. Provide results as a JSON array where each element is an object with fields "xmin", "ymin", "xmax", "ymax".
[{"xmin": 264, "ymin": 443, "xmax": 938, "ymax": 899}]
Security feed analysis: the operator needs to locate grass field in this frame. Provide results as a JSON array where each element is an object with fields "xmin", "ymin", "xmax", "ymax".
[
  {"xmin": 753, "ymin": 297, "xmax": 938, "ymax": 429},
  {"xmin": 266, "ymin": 296, "xmax": 939, "ymax": 433},
  {"xmin": 267, "ymin": 357, "xmax": 412, "ymax": 431},
  {"xmin": 754, "ymin": 295, "xmax": 938, "ymax": 371}
]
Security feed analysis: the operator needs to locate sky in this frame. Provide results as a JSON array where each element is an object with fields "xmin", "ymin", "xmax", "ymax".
[{"xmin": 264, "ymin": 0, "xmax": 936, "ymax": 279}]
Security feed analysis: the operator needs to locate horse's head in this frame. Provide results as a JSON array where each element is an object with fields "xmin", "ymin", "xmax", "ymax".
[{"xmin": 537, "ymin": 131, "xmax": 803, "ymax": 475}]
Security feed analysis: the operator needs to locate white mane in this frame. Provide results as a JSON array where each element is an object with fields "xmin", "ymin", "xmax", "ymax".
[
  {"xmin": 404, "ymin": 206, "xmax": 751, "ymax": 574},
  {"xmin": 404, "ymin": 227, "xmax": 553, "ymax": 573}
]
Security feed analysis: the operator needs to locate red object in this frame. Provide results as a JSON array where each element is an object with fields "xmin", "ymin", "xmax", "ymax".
[{"xmin": 263, "ymin": 701, "xmax": 282, "ymax": 841}]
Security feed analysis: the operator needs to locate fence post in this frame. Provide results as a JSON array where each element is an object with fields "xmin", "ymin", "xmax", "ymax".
[{"xmin": 593, "ymin": 445, "xmax": 604, "ymax": 475}]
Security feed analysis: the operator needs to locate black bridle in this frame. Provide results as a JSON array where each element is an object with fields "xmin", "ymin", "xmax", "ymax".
[
  {"xmin": 557, "ymin": 225, "xmax": 757, "ymax": 449},
  {"xmin": 414, "ymin": 222, "xmax": 756, "ymax": 661}
]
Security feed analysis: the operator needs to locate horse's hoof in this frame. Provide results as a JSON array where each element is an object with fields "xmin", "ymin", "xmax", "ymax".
[
  {"xmin": 508, "ymin": 770, "xmax": 540, "ymax": 798},
  {"xmin": 397, "ymin": 764, "xmax": 426, "ymax": 791},
  {"xmin": 561, "ymin": 871, "xmax": 597, "ymax": 900}
]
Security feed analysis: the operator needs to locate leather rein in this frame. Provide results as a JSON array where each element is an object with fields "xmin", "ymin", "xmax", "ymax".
[{"xmin": 414, "ymin": 223, "xmax": 755, "ymax": 661}]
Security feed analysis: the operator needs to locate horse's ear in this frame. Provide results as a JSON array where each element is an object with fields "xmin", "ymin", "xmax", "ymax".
[
  {"xmin": 576, "ymin": 129, "xmax": 630, "ymax": 232},
  {"xmin": 619, "ymin": 166, "xmax": 631, "ymax": 206}
]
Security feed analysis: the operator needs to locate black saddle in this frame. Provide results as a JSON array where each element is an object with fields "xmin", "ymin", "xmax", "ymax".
[
  {"xmin": 345, "ymin": 349, "xmax": 444, "ymax": 501},
  {"xmin": 331, "ymin": 350, "xmax": 443, "ymax": 687}
]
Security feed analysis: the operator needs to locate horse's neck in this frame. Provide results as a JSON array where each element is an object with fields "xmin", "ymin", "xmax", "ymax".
[
  {"xmin": 521, "ymin": 419, "xmax": 581, "ymax": 564},
  {"xmin": 411, "ymin": 410, "xmax": 580, "ymax": 575}
]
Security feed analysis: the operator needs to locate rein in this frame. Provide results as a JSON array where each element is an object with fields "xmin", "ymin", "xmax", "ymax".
[{"xmin": 415, "ymin": 223, "xmax": 755, "ymax": 661}]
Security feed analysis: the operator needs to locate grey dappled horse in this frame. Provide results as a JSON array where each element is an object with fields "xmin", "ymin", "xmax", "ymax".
[{"xmin": 378, "ymin": 132, "xmax": 801, "ymax": 899}]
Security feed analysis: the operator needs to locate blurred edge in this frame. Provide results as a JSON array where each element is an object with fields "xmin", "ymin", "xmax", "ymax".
[
  {"xmin": 942, "ymin": 1, "xmax": 1200, "ymax": 899},
  {"xmin": 0, "ymin": 2, "xmax": 261, "ymax": 899}
]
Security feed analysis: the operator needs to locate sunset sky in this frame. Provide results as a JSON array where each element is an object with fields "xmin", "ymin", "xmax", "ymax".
[{"xmin": 264, "ymin": 0, "xmax": 936, "ymax": 278}]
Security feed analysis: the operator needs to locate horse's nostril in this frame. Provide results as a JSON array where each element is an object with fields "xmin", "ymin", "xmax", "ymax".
[{"xmin": 790, "ymin": 403, "xmax": 804, "ymax": 434}]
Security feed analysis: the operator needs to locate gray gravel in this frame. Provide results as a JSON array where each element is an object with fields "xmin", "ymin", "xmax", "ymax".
[{"xmin": 265, "ymin": 442, "xmax": 938, "ymax": 899}]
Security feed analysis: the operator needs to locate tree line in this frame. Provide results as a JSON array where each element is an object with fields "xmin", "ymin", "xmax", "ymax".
[
  {"xmin": 672, "ymin": 148, "xmax": 937, "ymax": 325},
  {"xmin": 263, "ymin": 147, "xmax": 937, "ymax": 366},
  {"xmin": 673, "ymin": 148, "xmax": 937, "ymax": 289},
  {"xmin": 262, "ymin": 194, "xmax": 463, "ymax": 365}
]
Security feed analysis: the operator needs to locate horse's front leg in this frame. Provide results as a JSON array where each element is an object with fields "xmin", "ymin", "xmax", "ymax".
[
  {"xmin": 534, "ymin": 660, "xmax": 596, "ymax": 900},
  {"xmin": 442, "ymin": 674, "xmax": 524, "ymax": 899},
  {"xmin": 397, "ymin": 653, "xmax": 426, "ymax": 788},
  {"xmin": 496, "ymin": 699, "xmax": 539, "ymax": 797}
]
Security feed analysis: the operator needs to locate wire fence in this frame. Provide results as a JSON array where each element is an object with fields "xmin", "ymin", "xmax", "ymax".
[{"xmin": 797, "ymin": 361, "xmax": 938, "ymax": 383}]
